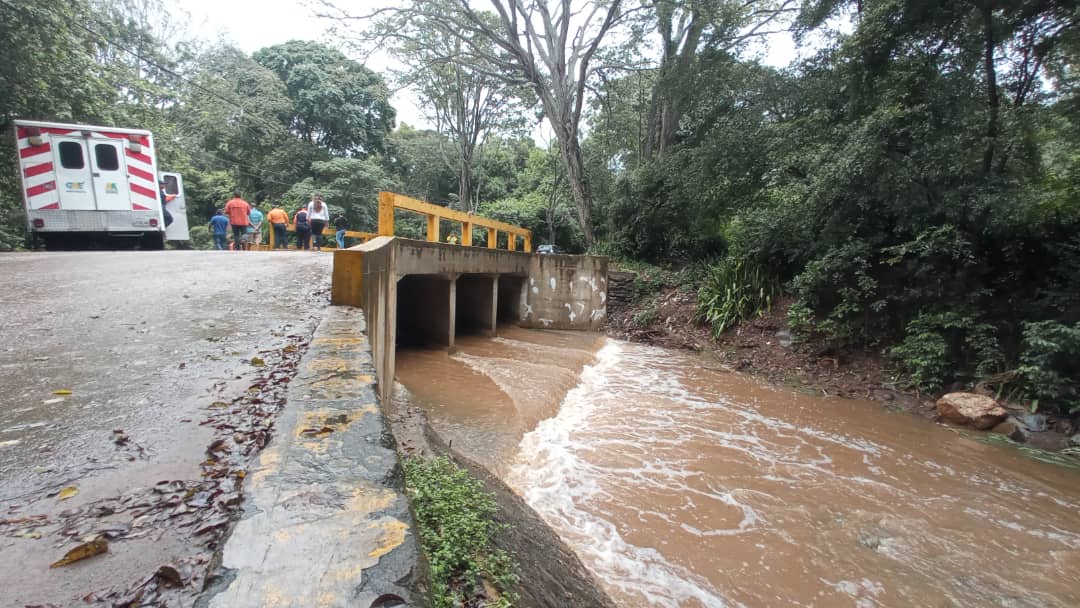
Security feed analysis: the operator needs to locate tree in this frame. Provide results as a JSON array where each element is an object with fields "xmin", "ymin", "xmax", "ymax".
[
  {"xmin": 320, "ymin": 0, "xmax": 631, "ymax": 247},
  {"xmin": 253, "ymin": 41, "xmax": 396, "ymax": 157},
  {"xmin": 368, "ymin": 11, "xmax": 526, "ymax": 212},
  {"xmin": 636, "ymin": 0, "xmax": 798, "ymax": 159},
  {"xmin": 382, "ymin": 124, "xmax": 458, "ymax": 204}
]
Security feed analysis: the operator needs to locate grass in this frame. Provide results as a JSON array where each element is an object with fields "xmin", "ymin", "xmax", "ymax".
[{"xmin": 403, "ymin": 457, "xmax": 519, "ymax": 608}]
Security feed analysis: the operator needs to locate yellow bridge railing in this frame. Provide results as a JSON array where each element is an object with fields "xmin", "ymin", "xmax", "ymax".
[
  {"xmin": 378, "ymin": 192, "xmax": 532, "ymax": 252},
  {"xmin": 263, "ymin": 192, "xmax": 531, "ymax": 252},
  {"xmin": 266, "ymin": 225, "xmax": 375, "ymax": 250}
]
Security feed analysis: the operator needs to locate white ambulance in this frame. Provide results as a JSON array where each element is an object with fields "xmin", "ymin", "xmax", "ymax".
[{"xmin": 13, "ymin": 119, "xmax": 190, "ymax": 249}]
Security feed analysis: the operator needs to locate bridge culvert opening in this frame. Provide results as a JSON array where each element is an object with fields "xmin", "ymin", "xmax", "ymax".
[
  {"xmin": 396, "ymin": 274, "xmax": 453, "ymax": 348},
  {"xmin": 497, "ymin": 276, "xmax": 525, "ymax": 325},
  {"xmin": 456, "ymin": 275, "xmax": 496, "ymax": 337}
]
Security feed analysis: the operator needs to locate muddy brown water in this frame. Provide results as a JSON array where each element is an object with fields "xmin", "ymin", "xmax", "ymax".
[{"xmin": 396, "ymin": 329, "xmax": 1080, "ymax": 608}]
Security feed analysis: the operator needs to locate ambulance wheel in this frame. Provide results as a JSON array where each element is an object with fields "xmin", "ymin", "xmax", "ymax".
[{"xmin": 140, "ymin": 232, "xmax": 165, "ymax": 250}]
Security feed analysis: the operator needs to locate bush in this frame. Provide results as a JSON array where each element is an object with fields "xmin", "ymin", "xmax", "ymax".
[
  {"xmin": 889, "ymin": 312, "xmax": 1004, "ymax": 391},
  {"xmin": 697, "ymin": 257, "xmax": 780, "ymax": 337},
  {"xmin": 1015, "ymin": 321, "xmax": 1080, "ymax": 414},
  {"xmin": 404, "ymin": 457, "xmax": 518, "ymax": 608}
]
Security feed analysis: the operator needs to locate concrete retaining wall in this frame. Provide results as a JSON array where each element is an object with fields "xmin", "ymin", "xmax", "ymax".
[{"xmin": 521, "ymin": 254, "xmax": 608, "ymax": 331}]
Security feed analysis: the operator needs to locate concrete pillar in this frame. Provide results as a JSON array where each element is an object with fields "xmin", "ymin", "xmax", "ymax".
[{"xmin": 447, "ymin": 275, "xmax": 456, "ymax": 348}]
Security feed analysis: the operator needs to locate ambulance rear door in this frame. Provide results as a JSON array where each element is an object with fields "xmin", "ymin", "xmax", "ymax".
[{"xmin": 160, "ymin": 172, "xmax": 190, "ymax": 240}]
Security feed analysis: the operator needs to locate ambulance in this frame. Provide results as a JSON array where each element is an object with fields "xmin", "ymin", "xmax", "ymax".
[{"xmin": 13, "ymin": 119, "xmax": 190, "ymax": 249}]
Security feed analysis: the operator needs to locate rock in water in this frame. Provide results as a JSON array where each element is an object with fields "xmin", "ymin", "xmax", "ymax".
[
  {"xmin": 991, "ymin": 418, "xmax": 1029, "ymax": 442},
  {"xmin": 936, "ymin": 393, "xmax": 1008, "ymax": 430}
]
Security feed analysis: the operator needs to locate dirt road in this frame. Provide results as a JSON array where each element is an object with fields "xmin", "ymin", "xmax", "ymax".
[{"xmin": 0, "ymin": 250, "xmax": 330, "ymax": 606}]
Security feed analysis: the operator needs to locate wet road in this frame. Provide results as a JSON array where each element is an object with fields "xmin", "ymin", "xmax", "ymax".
[{"xmin": 0, "ymin": 251, "xmax": 330, "ymax": 606}]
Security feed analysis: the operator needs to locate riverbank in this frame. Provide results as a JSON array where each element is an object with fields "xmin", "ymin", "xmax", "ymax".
[{"xmin": 606, "ymin": 285, "xmax": 1079, "ymax": 453}]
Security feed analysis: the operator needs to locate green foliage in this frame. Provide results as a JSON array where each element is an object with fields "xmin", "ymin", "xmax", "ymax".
[
  {"xmin": 403, "ymin": 457, "xmax": 517, "ymax": 608},
  {"xmin": 697, "ymin": 258, "xmax": 780, "ymax": 337},
  {"xmin": 1015, "ymin": 321, "xmax": 1080, "ymax": 414},
  {"xmin": 633, "ymin": 301, "xmax": 659, "ymax": 328},
  {"xmin": 889, "ymin": 312, "xmax": 1004, "ymax": 391},
  {"xmin": 253, "ymin": 41, "xmax": 395, "ymax": 156}
]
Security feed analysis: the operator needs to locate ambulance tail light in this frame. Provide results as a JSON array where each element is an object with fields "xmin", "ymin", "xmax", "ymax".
[
  {"xmin": 127, "ymin": 134, "xmax": 142, "ymax": 154},
  {"xmin": 149, "ymin": 218, "xmax": 159, "ymax": 227},
  {"xmin": 32, "ymin": 218, "xmax": 44, "ymax": 228},
  {"xmin": 25, "ymin": 127, "xmax": 43, "ymax": 147}
]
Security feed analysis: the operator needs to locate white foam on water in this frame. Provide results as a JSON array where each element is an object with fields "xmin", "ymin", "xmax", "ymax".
[{"xmin": 509, "ymin": 341, "xmax": 737, "ymax": 608}]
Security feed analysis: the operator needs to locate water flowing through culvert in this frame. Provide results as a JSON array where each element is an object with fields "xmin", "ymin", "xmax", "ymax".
[{"xmin": 395, "ymin": 329, "xmax": 1080, "ymax": 608}]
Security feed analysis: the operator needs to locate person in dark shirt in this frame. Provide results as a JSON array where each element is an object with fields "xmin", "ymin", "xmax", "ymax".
[
  {"xmin": 293, "ymin": 207, "xmax": 311, "ymax": 250},
  {"xmin": 333, "ymin": 212, "xmax": 348, "ymax": 249}
]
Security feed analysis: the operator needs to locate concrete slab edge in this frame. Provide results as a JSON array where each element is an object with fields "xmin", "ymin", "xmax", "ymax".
[{"xmin": 207, "ymin": 306, "xmax": 418, "ymax": 608}]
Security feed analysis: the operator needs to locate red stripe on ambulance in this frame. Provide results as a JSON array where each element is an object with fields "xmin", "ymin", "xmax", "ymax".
[
  {"xmin": 125, "ymin": 149, "xmax": 152, "ymax": 165},
  {"xmin": 130, "ymin": 183, "xmax": 157, "ymax": 200},
  {"xmin": 20, "ymin": 143, "xmax": 50, "ymax": 159},
  {"xmin": 26, "ymin": 181, "xmax": 56, "ymax": 198},
  {"xmin": 128, "ymin": 166, "xmax": 154, "ymax": 182},
  {"xmin": 24, "ymin": 162, "xmax": 53, "ymax": 178}
]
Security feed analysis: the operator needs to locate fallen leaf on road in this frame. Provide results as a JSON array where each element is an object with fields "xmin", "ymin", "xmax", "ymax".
[
  {"xmin": 50, "ymin": 537, "xmax": 108, "ymax": 567},
  {"xmin": 282, "ymin": 344, "xmax": 297, "ymax": 353},
  {"xmin": 16, "ymin": 529, "xmax": 42, "ymax": 539},
  {"xmin": 210, "ymin": 401, "xmax": 228, "ymax": 408},
  {"xmin": 193, "ymin": 516, "xmax": 229, "ymax": 536},
  {"xmin": 57, "ymin": 486, "xmax": 79, "ymax": 500},
  {"xmin": 156, "ymin": 564, "xmax": 183, "ymax": 587},
  {"xmin": 52, "ymin": 389, "xmax": 72, "ymax": 395},
  {"xmin": 250, "ymin": 357, "xmax": 265, "ymax": 366}
]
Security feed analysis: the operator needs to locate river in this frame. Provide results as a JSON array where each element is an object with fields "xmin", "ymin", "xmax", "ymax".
[{"xmin": 395, "ymin": 328, "xmax": 1080, "ymax": 607}]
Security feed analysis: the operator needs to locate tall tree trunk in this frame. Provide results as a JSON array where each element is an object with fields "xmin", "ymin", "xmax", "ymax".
[
  {"xmin": 557, "ymin": 132, "xmax": 595, "ymax": 248},
  {"xmin": 458, "ymin": 146, "xmax": 473, "ymax": 212},
  {"xmin": 982, "ymin": 4, "xmax": 999, "ymax": 176}
]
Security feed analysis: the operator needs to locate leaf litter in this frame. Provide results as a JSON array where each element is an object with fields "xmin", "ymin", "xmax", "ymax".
[{"xmin": 0, "ymin": 333, "xmax": 311, "ymax": 606}]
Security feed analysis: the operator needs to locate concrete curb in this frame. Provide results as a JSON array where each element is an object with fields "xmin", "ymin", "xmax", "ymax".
[{"xmin": 208, "ymin": 306, "xmax": 417, "ymax": 608}]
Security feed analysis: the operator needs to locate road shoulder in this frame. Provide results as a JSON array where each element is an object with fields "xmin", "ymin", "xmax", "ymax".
[{"xmin": 206, "ymin": 306, "xmax": 417, "ymax": 608}]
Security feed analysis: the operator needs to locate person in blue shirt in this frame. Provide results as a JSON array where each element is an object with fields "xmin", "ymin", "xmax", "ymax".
[
  {"xmin": 248, "ymin": 204, "xmax": 265, "ymax": 249},
  {"xmin": 208, "ymin": 210, "xmax": 230, "ymax": 250}
]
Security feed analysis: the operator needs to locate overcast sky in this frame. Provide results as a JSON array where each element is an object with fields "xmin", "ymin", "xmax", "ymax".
[{"xmin": 168, "ymin": 0, "xmax": 803, "ymax": 141}]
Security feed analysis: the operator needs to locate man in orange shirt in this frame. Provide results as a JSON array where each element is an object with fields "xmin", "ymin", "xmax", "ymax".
[
  {"xmin": 266, "ymin": 203, "xmax": 290, "ymax": 249},
  {"xmin": 223, "ymin": 191, "xmax": 251, "ymax": 252}
]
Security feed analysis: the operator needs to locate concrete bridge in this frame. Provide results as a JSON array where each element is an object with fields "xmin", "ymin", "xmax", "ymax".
[{"xmin": 332, "ymin": 236, "xmax": 608, "ymax": 401}]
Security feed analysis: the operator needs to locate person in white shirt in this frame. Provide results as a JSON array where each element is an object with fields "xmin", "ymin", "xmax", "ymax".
[{"xmin": 306, "ymin": 192, "xmax": 331, "ymax": 251}]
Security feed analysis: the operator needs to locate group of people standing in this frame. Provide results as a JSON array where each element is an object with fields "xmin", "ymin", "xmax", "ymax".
[{"xmin": 208, "ymin": 191, "xmax": 347, "ymax": 251}]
